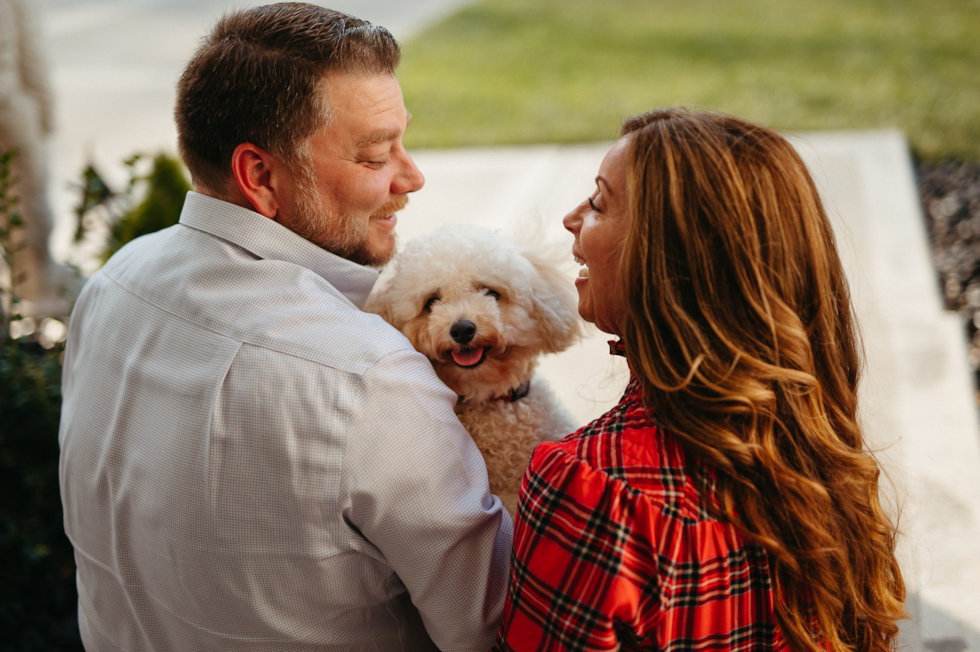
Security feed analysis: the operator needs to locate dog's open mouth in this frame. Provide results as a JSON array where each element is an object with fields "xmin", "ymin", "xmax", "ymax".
[{"xmin": 450, "ymin": 346, "xmax": 487, "ymax": 368}]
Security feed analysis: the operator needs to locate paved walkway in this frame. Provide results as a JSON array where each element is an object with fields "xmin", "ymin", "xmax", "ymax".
[{"xmin": 34, "ymin": 0, "xmax": 980, "ymax": 648}]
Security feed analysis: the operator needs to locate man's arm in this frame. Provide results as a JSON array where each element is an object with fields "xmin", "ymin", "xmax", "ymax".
[{"xmin": 344, "ymin": 347, "xmax": 513, "ymax": 651}]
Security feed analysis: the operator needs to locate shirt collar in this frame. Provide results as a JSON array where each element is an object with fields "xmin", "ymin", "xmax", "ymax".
[{"xmin": 178, "ymin": 191, "xmax": 380, "ymax": 309}]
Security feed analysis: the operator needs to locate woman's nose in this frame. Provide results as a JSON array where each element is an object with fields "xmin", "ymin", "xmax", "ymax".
[{"xmin": 563, "ymin": 200, "xmax": 587, "ymax": 234}]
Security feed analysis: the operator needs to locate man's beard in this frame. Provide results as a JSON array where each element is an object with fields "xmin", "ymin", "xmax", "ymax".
[{"xmin": 287, "ymin": 160, "xmax": 404, "ymax": 267}]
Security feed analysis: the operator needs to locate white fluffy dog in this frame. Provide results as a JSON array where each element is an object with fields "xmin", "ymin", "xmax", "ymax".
[{"xmin": 365, "ymin": 225, "xmax": 581, "ymax": 516}]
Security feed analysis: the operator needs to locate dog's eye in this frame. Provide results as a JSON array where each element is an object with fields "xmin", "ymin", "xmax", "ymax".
[
  {"xmin": 484, "ymin": 289, "xmax": 501, "ymax": 301},
  {"xmin": 424, "ymin": 296, "xmax": 439, "ymax": 311}
]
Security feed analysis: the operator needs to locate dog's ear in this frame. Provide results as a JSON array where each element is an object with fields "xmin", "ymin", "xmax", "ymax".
[
  {"xmin": 363, "ymin": 264, "xmax": 397, "ymax": 326},
  {"xmin": 521, "ymin": 247, "xmax": 582, "ymax": 354},
  {"xmin": 363, "ymin": 290, "xmax": 395, "ymax": 326}
]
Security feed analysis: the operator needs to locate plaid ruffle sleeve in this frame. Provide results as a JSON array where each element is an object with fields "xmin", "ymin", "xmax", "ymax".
[{"xmin": 494, "ymin": 377, "xmax": 790, "ymax": 651}]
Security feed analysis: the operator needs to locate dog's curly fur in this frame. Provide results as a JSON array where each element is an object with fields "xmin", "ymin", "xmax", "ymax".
[{"xmin": 365, "ymin": 225, "xmax": 582, "ymax": 515}]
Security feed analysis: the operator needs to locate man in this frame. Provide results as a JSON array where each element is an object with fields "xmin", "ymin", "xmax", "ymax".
[{"xmin": 58, "ymin": 5, "xmax": 511, "ymax": 651}]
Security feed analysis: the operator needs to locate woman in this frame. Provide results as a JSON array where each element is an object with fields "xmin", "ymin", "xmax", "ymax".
[{"xmin": 495, "ymin": 109, "xmax": 905, "ymax": 651}]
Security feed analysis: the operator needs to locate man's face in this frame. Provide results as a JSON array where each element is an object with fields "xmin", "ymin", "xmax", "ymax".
[{"xmin": 280, "ymin": 72, "xmax": 424, "ymax": 266}]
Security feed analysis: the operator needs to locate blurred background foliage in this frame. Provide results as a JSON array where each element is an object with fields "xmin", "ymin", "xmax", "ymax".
[
  {"xmin": 2, "ymin": 148, "xmax": 81, "ymax": 650},
  {"xmin": 0, "ymin": 334, "xmax": 77, "ymax": 651},
  {"xmin": 73, "ymin": 153, "xmax": 191, "ymax": 264},
  {"xmin": 101, "ymin": 154, "xmax": 191, "ymax": 262},
  {"xmin": 399, "ymin": 0, "xmax": 980, "ymax": 160}
]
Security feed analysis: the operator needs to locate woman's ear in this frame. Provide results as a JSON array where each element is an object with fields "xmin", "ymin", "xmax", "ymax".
[
  {"xmin": 522, "ymin": 247, "xmax": 583, "ymax": 354},
  {"xmin": 230, "ymin": 142, "xmax": 288, "ymax": 218}
]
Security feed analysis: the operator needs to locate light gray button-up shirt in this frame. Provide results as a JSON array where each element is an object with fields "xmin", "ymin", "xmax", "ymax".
[{"xmin": 59, "ymin": 192, "xmax": 512, "ymax": 652}]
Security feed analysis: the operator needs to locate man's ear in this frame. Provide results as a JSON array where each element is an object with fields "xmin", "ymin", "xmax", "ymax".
[{"xmin": 230, "ymin": 142, "xmax": 289, "ymax": 218}]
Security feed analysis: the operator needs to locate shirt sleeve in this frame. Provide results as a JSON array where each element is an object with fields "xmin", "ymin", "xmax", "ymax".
[
  {"xmin": 343, "ymin": 346, "xmax": 513, "ymax": 652},
  {"xmin": 495, "ymin": 441, "xmax": 662, "ymax": 651}
]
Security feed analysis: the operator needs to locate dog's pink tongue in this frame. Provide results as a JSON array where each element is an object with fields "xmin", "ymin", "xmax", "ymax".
[{"xmin": 451, "ymin": 347, "xmax": 485, "ymax": 367}]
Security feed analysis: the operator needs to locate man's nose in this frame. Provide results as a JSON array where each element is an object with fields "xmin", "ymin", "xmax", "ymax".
[{"xmin": 393, "ymin": 150, "xmax": 425, "ymax": 194}]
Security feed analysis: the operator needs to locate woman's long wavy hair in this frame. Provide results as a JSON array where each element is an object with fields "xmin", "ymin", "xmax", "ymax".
[{"xmin": 619, "ymin": 108, "xmax": 905, "ymax": 652}]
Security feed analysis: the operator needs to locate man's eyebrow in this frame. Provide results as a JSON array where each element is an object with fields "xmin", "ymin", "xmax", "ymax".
[
  {"xmin": 357, "ymin": 112, "xmax": 412, "ymax": 148},
  {"xmin": 357, "ymin": 129, "xmax": 401, "ymax": 148},
  {"xmin": 596, "ymin": 175, "xmax": 614, "ymax": 195}
]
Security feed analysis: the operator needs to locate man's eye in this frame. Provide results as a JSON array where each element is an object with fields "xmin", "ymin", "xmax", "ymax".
[
  {"xmin": 367, "ymin": 159, "xmax": 390, "ymax": 168},
  {"xmin": 424, "ymin": 296, "xmax": 439, "ymax": 311}
]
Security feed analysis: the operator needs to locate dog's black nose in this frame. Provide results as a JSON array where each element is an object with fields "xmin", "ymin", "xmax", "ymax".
[{"xmin": 450, "ymin": 320, "xmax": 477, "ymax": 344}]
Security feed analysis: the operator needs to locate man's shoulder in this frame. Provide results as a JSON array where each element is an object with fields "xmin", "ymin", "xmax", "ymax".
[{"xmin": 85, "ymin": 223, "xmax": 419, "ymax": 376}]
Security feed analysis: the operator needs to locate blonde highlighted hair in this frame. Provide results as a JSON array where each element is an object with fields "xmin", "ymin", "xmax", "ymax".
[{"xmin": 619, "ymin": 108, "xmax": 905, "ymax": 651}]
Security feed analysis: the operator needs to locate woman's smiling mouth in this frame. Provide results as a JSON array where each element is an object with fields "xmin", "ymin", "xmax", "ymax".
[{"xmin": 573, "ymin": 252, "xmax": 589, "ymax": 281}]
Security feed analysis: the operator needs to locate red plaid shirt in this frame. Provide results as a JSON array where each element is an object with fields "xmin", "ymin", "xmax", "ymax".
[{"xmin": 495, "ymin": 349, "xmax": 792, "ymax": 651}]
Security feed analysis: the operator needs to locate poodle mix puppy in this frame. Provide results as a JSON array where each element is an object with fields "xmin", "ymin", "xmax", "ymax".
[{"xmin": 365, "ymin": 225, "xmax": 581, "ymax": 516}]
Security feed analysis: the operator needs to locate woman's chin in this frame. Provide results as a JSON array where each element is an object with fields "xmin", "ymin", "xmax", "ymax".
[
  {"xmin": 576, "ymin": 283, "xmax": 625, "ymax": 335},
  {"xmin": 576, "ymin": 287, "xmax": 595, "ymax": 324},
  {"xmin": 582, "ymin": 305, "xmax": 623, "ymax": 337}
]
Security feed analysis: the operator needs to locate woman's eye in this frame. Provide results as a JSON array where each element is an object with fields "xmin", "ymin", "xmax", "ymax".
[
  {"xmin": 424, "ymin": 296, "xmax": 439, "ymax": 311},
  {"xmin": 588, "ymin": 196, "xmax": 600, "ymax": 212},
  {"xmin": 484, "ymin": 289, "xmax": 500, "ymax": 301}
]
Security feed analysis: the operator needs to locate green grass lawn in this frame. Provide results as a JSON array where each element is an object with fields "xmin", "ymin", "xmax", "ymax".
[{"xmin": 398, "ymin": 0, "xmax": 980, "ymax": 160}]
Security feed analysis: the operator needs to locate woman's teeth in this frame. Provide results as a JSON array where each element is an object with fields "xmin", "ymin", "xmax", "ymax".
[
  {"xmin": 573, "ymin": 255, "xmax": 585, "ymax": 265},
  {"xmin": 573, "ymin": 254, "xmax": 588, "ymax": 277}
]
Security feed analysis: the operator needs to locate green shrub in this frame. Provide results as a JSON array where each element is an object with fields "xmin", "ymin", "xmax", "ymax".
[
  {"xmin": 74, "ymin": 153, "xmax": 191, "ymax": 264},
  {"xmin": 0, "ymin": 338, "xmax": 79, "ymax": 651},
  {"xmin": 102, "ymin": 153, "xmax": 191, "ymax": 262},
  {"xmin": 0, "ymin": 149, "xmax": 83, "ymax": 650}
]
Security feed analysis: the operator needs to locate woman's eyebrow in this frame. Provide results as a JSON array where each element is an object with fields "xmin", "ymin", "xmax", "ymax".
[{"xmin": 596, "ymin": 175, "xmax": 614, "ymax": 195}]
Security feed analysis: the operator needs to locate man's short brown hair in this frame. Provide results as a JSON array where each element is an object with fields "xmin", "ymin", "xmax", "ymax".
[{"xmin": 175, "ymin": 3, "xmax": 400, "ymax": 194}]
